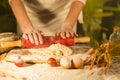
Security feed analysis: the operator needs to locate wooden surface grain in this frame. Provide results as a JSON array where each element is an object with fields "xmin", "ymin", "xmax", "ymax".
[{"xmin": 0, "ymin": 44, "xmax": 119, "ymax": 80}]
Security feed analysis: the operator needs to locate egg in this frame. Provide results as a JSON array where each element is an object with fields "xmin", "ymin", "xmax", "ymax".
[
  {"xmin": 60, "ymin": 57, "xmax": 72, "ymax": 69},
  {"xmin": 72, "ymin": 56, "xmax": 84, "ymax": 69}
]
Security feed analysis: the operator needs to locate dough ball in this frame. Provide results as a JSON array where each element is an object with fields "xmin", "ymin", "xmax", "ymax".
[
  {"xmin": 60, "ymin": 57, "xmax": 72, "ymax": 69},
  {"xmin": 72, "ymin": 56, "xmax": 84, "ymax": 69}
]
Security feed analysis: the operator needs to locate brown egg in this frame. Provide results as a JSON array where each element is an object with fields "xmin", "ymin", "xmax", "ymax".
[
  {"xmin": 60, "ymin": 57, "xmax": 72, "ymax": 69},
  {"xmin": 72, "ymin": 56, "xmax": 84, "ymax": 69}
]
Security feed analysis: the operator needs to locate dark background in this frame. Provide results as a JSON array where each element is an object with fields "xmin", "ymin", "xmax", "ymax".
[{"xmin": 0, "ymin": 0, "xmax": 16, "ymax": 33}]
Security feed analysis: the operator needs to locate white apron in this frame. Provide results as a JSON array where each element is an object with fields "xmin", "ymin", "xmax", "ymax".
[{"xmin": 18, "ymin": 0, "xmax": 86, "ymax": 36}]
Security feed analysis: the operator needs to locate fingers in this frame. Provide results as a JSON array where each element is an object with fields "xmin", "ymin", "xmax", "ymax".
[
  {"xmin": 35, "ymin": 31, "xmax": 43, "ymax": 44},
  {"xmin": 22, "ymin": 30, "xmax": 43, "ymax": 45},
  {"xmin": 56, "ymin": 31, "xmax": 77, "ymax": 38}
]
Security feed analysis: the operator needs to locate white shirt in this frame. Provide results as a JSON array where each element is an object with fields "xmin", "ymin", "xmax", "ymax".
[{"xmin": 19, "ymin": 0, "xmax": 86, "ymax": 36}]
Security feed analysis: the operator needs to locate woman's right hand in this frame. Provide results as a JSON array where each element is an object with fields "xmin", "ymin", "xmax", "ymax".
[
  {"xmin": 22, "ymin": 29, "xmax": 44, "ymax": 45},
  {"xmin": 9, "ymin": 0, "xmax": 44, "ymax": 45}
]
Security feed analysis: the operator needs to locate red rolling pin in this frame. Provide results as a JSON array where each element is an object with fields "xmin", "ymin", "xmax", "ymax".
[{"xmin": 0, "ymin": 36, "xmax": 90, "ymax": 48}]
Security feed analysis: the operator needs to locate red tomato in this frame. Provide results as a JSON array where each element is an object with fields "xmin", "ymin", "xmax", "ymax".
[
  {"xmin": 14, "ymin": 59, "xmax": 24, "ymax": 67},
  {"xmin": 47, "ymin": 58, "xmax": 57, "ymax": 67}
]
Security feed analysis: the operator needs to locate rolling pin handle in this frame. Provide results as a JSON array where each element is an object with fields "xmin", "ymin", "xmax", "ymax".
[
  {"xmin": 74, "ymin": 36, "xmax": 90, "ymax": 43},
  {"xmin": 0, "ymin": 40, "xmax": 22, "ymax": 48}
]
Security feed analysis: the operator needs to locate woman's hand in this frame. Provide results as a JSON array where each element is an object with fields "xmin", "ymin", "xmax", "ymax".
[
  {"xmin": 9, "ymin": 0, "xmax": 44, "ymax": 45},
  {"xmin": 22, "ymin": 29, "xmax": 44, "ymax": 45},
  {"xmin": 56, "ymin": 1, "xmax": 85, "ymax": 38},
  {"xmin": 56, "ymin": 22, "xmax": 77, "ymax": 38}
]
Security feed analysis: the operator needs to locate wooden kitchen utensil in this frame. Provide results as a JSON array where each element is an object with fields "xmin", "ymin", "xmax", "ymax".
[{"xmin": 0, "ymin": 36, "xmax": 90, "ymax": 49}]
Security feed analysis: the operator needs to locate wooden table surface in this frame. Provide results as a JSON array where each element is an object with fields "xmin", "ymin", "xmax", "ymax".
[{"xmin": 0, "ymin": 44, "xmax": 120, "ymax": 80}]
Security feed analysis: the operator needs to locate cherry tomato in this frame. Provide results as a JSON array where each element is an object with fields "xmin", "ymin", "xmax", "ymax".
[
  {"xmin": 14, "ymin": 58, "xmax": 24, "ymax": 67},
  {"xmin": 47, "ymin": 58, "xmax": 57, "ymax": 67}
]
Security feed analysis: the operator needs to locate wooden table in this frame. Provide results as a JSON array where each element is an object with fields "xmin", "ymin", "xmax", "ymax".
[{"xmin": 0, "ymin": 44, "xmax": 119, "ymax": 80}]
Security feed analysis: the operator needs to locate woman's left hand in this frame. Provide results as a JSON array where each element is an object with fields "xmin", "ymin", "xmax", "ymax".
[{"xmin": 56, "ymin": 22, "xmax": 77, "ymax": 38}]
